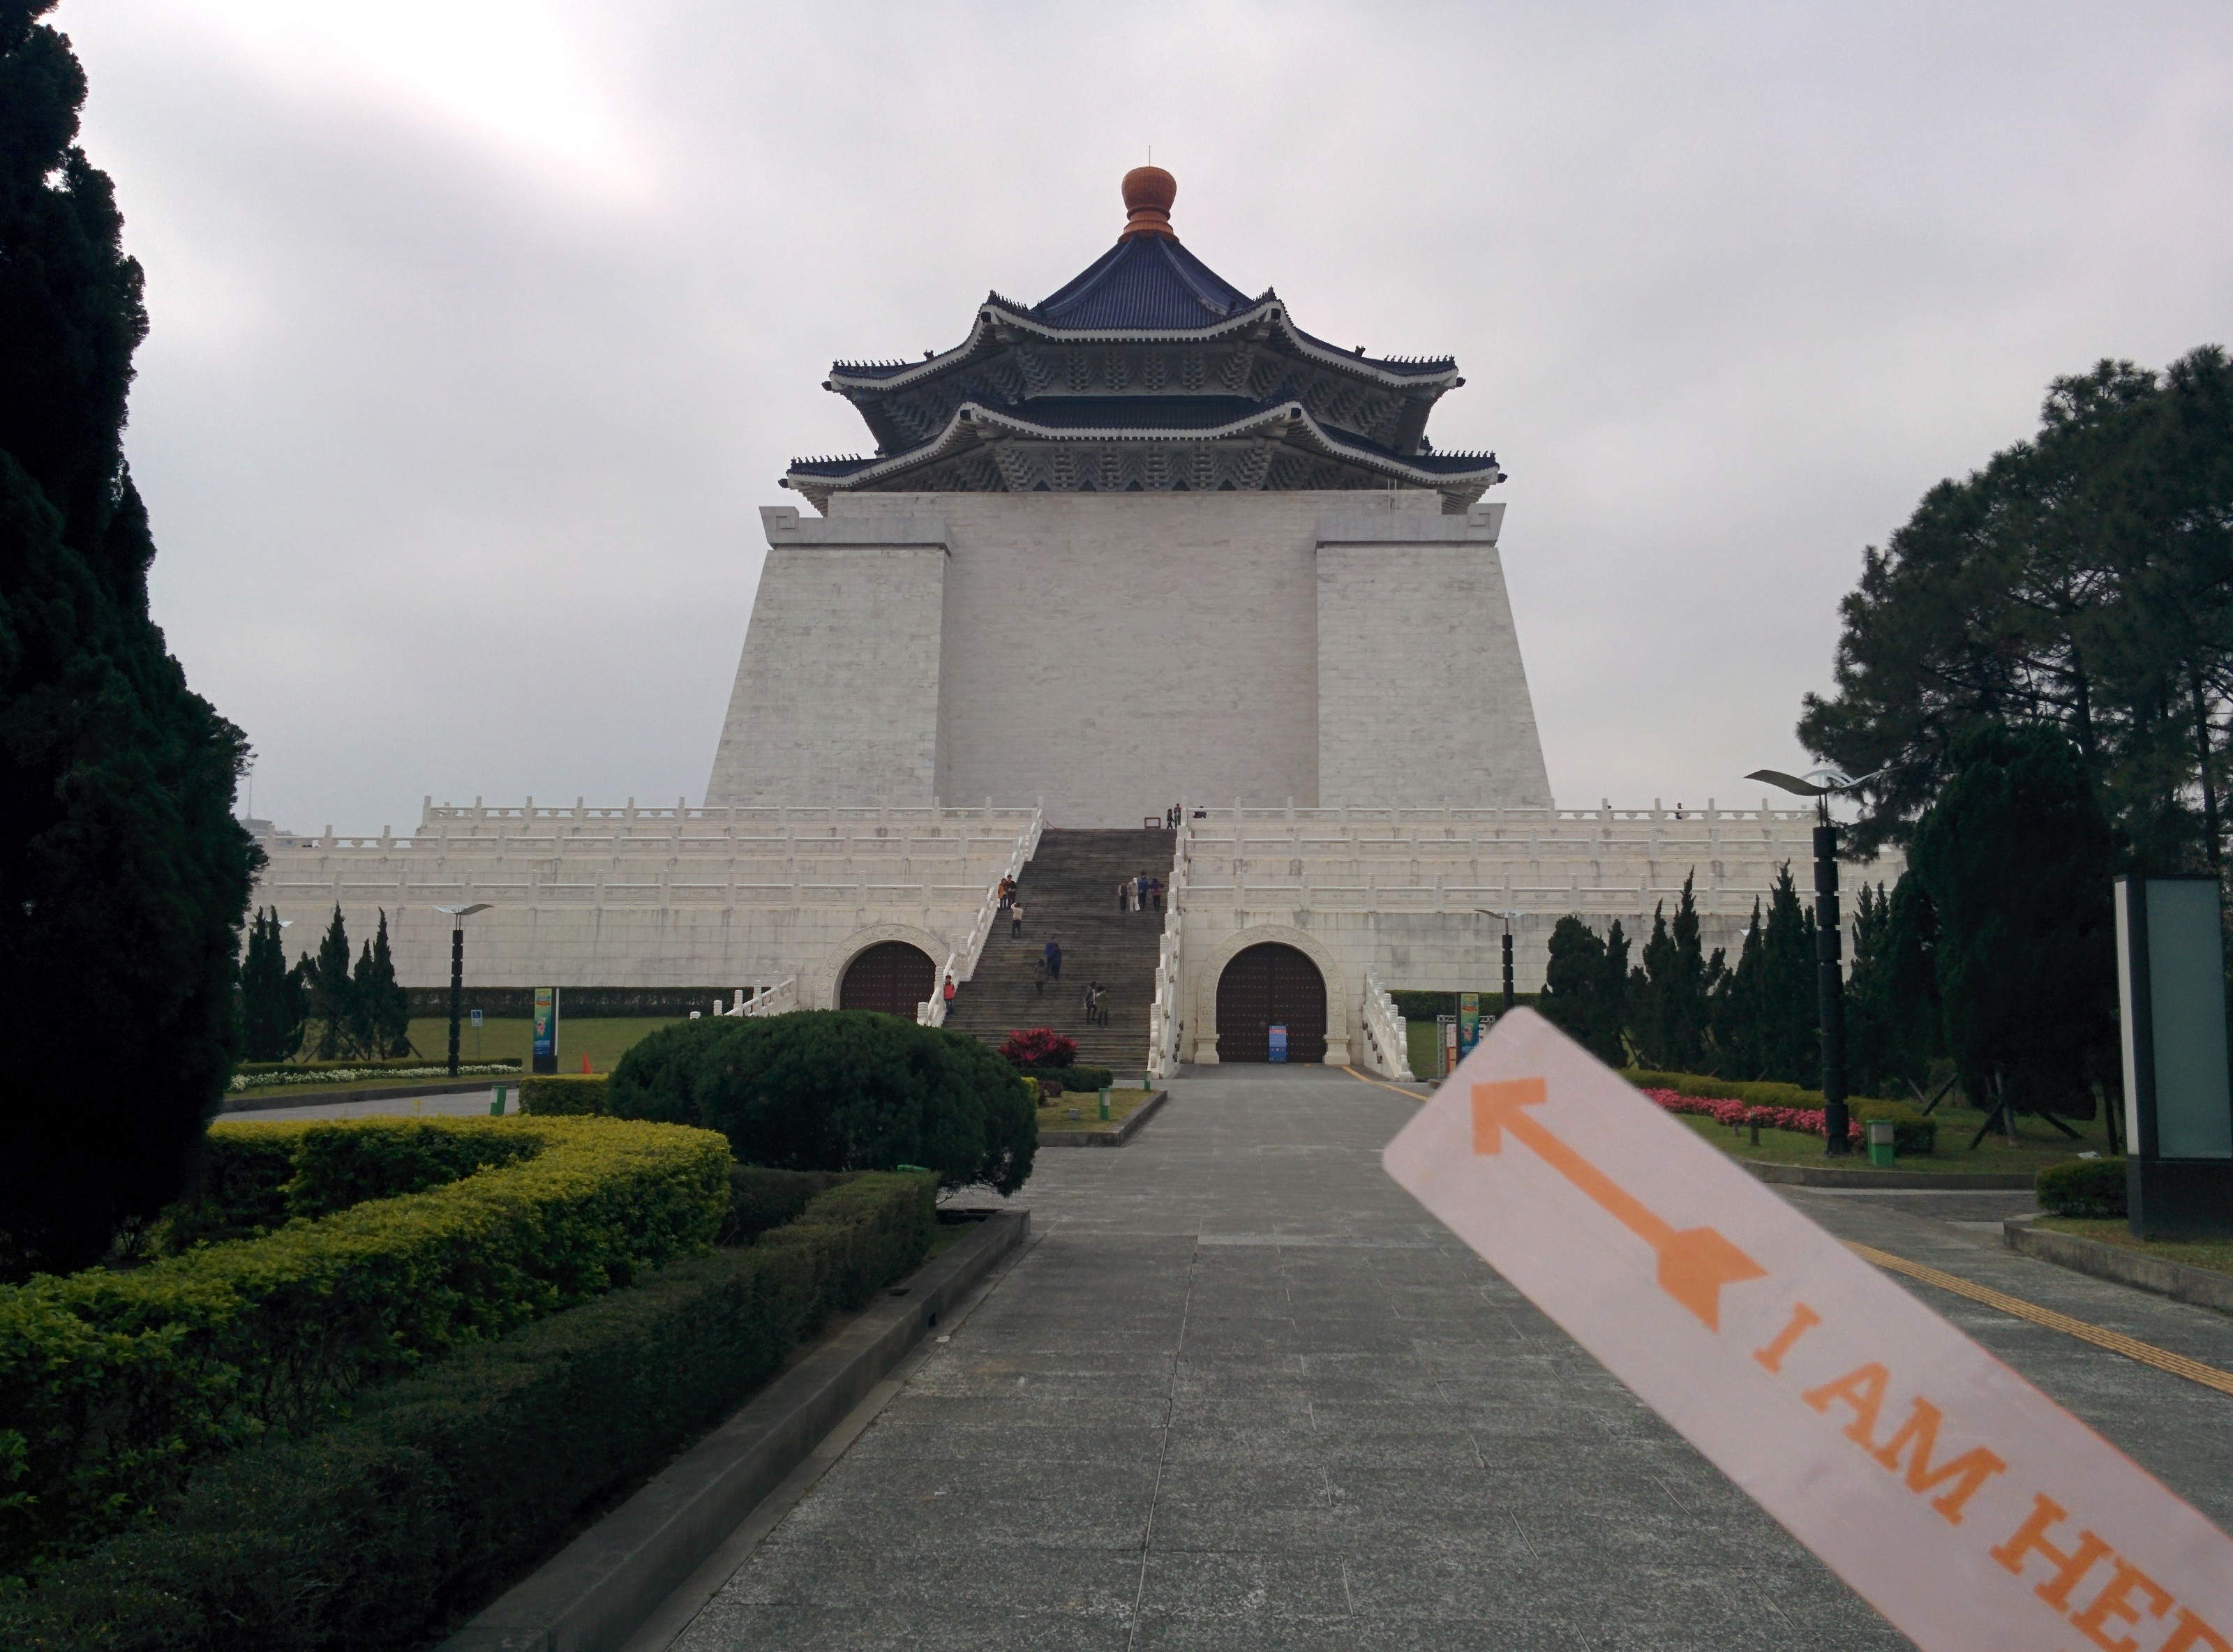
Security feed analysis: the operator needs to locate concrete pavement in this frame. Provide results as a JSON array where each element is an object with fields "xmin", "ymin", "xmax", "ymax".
[{"xmin": 651, "ymin": 1062, "xmax": 2233, "ymax": 1650}]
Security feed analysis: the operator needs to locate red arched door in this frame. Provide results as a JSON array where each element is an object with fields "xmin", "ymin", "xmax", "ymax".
[
  {"xmin": 838, "ymin": 942, "xmax": 936, "ymax": 1018},
  {"xmin": 1216, "ymin": 943, "xmax": 1327, "ymax": 1062}
]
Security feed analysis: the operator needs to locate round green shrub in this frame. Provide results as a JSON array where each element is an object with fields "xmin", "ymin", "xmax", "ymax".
[{"xmin": 607, "ymin": 1011, "xmax": 1036, "ymax": 1195}]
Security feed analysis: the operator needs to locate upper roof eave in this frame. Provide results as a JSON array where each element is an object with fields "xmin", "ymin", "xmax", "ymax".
[
  {"xmin": 784, "ymin": 398, "xmax": 1502, "ymax": 491},
  {"xmin": 826, "ymin": 294, "xmax": 1459, "ymax": 398}
]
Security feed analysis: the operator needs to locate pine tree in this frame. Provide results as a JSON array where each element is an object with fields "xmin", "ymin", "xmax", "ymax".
[
  {"xmin": 308, "ymin": 906, "xmax": 354, "ymax": 1060},
  {"xmin": 1630, "ymin": 873, "xmax": 1717, "ymax": 1072},
  {"xmin": 365, "ymin": 909, "xmax": 412, "ymax": 1058},
  {"xmin": 1539, "ymin": 915, "xmax": 1628, "ymax": 1066},
  {"xmin": 1756, "ymin": 864, "xmax": 1821, "ymax": 1087},
  {"xmin": 239, "ymin": 908, "xmax": 306, "ymax": 1062},
  {"xmin": 0, "ymin": 6, "xmax": 258, "ymax": 1277},
  {"xmin": 1913, "ymin": 723, "xmax": 2118, "ymax": 1120},
  {"xmin": 1711, "ymin": 901, "xmax": 1768, "ymax": 1078},
  {"xmin": 347, "ymin": 940, "xmax": 380, "ymax": 1060}
]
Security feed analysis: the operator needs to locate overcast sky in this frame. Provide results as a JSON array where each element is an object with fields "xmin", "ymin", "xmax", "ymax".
[{"xmin": 54, "ymin": 1, "xmax": 2233, "ymax": 833}]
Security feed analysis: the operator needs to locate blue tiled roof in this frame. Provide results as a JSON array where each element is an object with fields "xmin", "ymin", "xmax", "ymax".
[{"xmin": 1031, "ymin": 236, "xmax": 1258, "ymax": 329}]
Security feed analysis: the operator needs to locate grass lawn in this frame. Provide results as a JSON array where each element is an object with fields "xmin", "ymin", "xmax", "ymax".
[
  {"xmin": 1406, "ymin": 1021, "xmax": 1442, "ymax": 1081},
  {"xmin": 2033, "ymin": 1217, "xmax": 2233, "ymax": 1277},
  {"xmin": 1675, "ymin": 1104, "xmax": 2113, "ymax": 1178},
  {"xmin": 233, "ymin": 1018, "xmax": 688, "ymax": 1100},
  {"xmin": 401, "ymin": 1016, "xmax": 682, "ymax": 1074},
  {"xmin": 1038, "ymin": 1083, "xmax": 1157, "ymax": 1133}
]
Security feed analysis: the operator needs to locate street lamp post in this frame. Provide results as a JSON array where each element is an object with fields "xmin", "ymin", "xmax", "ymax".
[
  {"xmin": 1474, "ymin": 909, "xmax": 1522, "ymax": 1016},
  {"xmin": 1747, "ymin": 767, "xmax": 1879, "ymax": 1158},
  {"xmin": 433, "ymin": 904, "xmax": 492, "ymax": 1078}
]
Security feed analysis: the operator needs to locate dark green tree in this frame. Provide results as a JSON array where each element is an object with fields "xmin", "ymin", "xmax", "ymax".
[
  {"xmin": 346, "ymin": 940, "xmax": 380, "ymax": 1060},
  {"xmin": 239, "ymin": 908, "xmax": 306, "ymax": 1062},
  {"xmin": 1629, "ymin": 872, "xmax": 1717, "ymax": 1072},
  {"xmin": 1539, "ymin": 915, "xmax": 1629, "ymax": 1066},
  {"xmin": 0, "ymin": 4, "xmax": 258, "ymax": 1277},
  {"xmin": 1800, "ymin": 349, "xmax": 2232, "ymax": 876},
  {"xmin": 357, "ymin": 909, "xmax": 412, "ymax": 1058},
  {"xmin": 1709, "ymin": 869, "xmax": 1818, "ymax": 1084},
  {"xmin": 1912, "ymin": 723, "xmax": 2119, "ymax": 1122},
  {"xmin": 308, "ymin": 906, "xmax": 354, "ymax": 1060}
]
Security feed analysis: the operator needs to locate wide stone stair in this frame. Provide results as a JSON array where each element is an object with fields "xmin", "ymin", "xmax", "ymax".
[{"xmin": 944, "ymin": 827, "xmax": 1172, "ymax": 1074}]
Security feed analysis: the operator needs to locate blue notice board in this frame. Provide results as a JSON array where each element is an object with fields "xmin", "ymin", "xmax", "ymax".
[{"xmin": 1269, "ymin": 1023, "xmax": 1288, "ymax": 1063}]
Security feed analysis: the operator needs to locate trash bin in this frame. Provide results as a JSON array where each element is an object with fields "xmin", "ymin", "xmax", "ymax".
[
  {"xmin": 1866, "ymin": 1117, "xmax": 1896, "ymax": 1168},
  {"xmin": 1098, "ymin": 1087, "xmax": 1111, "ymax": 1122}
]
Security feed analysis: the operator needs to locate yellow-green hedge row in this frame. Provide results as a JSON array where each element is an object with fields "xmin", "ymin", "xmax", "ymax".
[
  {"xmin": 3, "ymin": 1174, "xmax": 936, "ymax": 1652},
  {"xmin": 0, "ymin": 1116, "xmax": 729, "ymax": 1579}
]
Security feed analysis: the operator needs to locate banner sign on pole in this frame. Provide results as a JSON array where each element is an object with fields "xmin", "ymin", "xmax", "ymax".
[
  {"xmin": 532, "ymin": 986, "xmax": 560, "ymax": 1075},
  {"xmin": 1457, "ymin": 991, "xmax": 1481, "ymax": 1060},
  {"xmin": 1268, "ymin": 1023, "xmax": 1287, "ymax": 1064},
  {"xmin": 1382, "ymin": 1009, "xmax": 2233, "ymax": 1652}
]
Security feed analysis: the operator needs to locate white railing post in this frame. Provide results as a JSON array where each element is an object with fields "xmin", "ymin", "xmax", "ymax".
[
  {"xmin": 1149, "ymin": 814, "xmax": 1190, "ymax": 1079},
  {"xmin": 1361, "ymin": 967, "xmax": 1414, "ymax": 1082}
]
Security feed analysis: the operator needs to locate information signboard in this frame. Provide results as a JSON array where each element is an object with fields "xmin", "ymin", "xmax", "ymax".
[
  {"xmin": 1268, "ymin": 1023, "xmax": 1287, "ymax": 1063},
  {"xmin": 1457, "ymin": 992, "xmax": 1481, "ymax": 1059},
  {"xmin": 531, "ymin": 986, "xmax": 560, "ymax": 1075}
]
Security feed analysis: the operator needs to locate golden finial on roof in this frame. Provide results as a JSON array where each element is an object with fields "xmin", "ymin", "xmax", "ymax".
[{"xmin": 1120, "ymin": 165, "xmax": 1177, "ymax": 240}]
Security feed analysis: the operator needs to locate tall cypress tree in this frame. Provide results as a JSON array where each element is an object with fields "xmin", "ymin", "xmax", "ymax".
[
  {"xmin": 367, "ymin": 909, "xmax": 412, "ymax": 1058},
  {"xmin": 308, "ymin": 906, "xmax": 354, "ymax": 1060},
  {"xmin": 1631, "ymin": 873, "xmax": 1717, "ymax": 1072},
  {"xmin": 239, "ymin": 908, "xmax": 306, "ymax": 1062},
  {"xmin": 0, "ymin": 5, "xmax": 257, "ymax": 1277}
]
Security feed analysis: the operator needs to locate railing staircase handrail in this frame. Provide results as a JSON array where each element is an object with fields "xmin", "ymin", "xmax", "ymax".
[
  {"xmin": 1148, "ymin": 812, "xmax": 1191, "ymax": 1079},
  {"xmin": 919, "ymin": 807, "xmax": 1045, "ymax": 1026}
]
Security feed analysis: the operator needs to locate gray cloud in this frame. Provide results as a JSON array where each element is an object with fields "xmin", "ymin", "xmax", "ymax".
[{"xmin": 56, "ymin": 0, "xmax": 2233, "ymax": 832}]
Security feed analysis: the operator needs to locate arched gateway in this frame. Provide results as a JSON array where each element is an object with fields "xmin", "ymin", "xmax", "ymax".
[
  {"xmin": 1214, "ymin": 943, "xmax": 1328, "ymax": 1063},
  {"xmin": 838, "ymin": 941, "xmax": 935, "ymax": 1017}
]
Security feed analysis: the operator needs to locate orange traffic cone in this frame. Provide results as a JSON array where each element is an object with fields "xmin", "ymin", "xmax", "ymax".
[{"xmin": 581, "ymin": 1053, "xmax": 592, "ymax": 1075}]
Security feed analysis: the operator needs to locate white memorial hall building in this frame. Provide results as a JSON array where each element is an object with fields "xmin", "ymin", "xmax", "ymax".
[{"xmin": 252, "ymin": 168, "xmax": 1894, "ymax": 1077}]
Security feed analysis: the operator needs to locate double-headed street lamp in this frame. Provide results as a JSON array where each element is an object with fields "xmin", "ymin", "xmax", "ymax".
[
  {"xmin": 1746, "ymin": 767, "xmax": 1878, "ymax": 1158},
  {"xmin": 432, "ymin": 903, "xmax": 492, "ymax": 1078}
]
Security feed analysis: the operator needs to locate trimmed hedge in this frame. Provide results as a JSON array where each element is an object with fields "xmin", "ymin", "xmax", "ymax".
[
  {"xmin": 2038, "ymin": 1157, "xmax": 2127, "ymax": 1217},
  {"xmin": 0, "ymin": 1117, "xmax": 729, "ymax": 1578},
  {"xmin": 720, "ymin": 1166, "xmax": 847, "ymax": 1245},
  {"xmin": 1019, "ymin": 1065, "xmax": 1114, "ymax": 1095},
  {"xmin": 1626, "ymin": 1069, "xmax": 1937, "ymax": 1155},
  {"xmin": 610, "ymin": 1010, "xmax": 1035, "ymax": 1196},
  {"xmin": 518, "ymin": 1074, "xmax": 611, "ymax": 1116},
  {"xmin": 1, "ymin": 1174, "xmax": 934, "ymax": 1652}
]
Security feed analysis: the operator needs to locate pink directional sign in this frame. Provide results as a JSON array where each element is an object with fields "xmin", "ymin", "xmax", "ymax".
[{"xmin": 1382, "ymin": 1009, "xmax": 2233, "ymax": 1652}]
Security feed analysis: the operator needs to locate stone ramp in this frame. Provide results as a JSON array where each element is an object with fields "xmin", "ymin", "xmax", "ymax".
[{"xmin": 943, "ymin": 827, "xmax": 1170, "ymax": 1072}]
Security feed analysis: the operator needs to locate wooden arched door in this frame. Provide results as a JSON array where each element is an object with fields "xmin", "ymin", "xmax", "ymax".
[
  {"xmin": 1216, "ymin": 942, "xmax": 1327, "ymax": 1062},
  {"xmin": 838, "ymin": 942, "xmax": 936, "ymax": 1018}
]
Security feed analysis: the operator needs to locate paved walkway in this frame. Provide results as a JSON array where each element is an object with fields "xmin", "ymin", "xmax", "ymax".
[{"xmin": 664, "ymin": 1065, "xmax": 2233, "ymax": 1651}]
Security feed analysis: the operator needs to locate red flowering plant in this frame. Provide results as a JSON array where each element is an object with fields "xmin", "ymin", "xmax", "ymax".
[
  {"xmin": 1641, "ymin": 1087, "xmax": 1862, "ymax": 1144},
  {"xmin": 999, "ymin": 1028, "xmax": 1077, "ymax": 1069}
]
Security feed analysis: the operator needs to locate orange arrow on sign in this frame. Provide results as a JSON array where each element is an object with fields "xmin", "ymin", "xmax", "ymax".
[{"xmin": 1474, "ymin": 1079, "xmax": 1766, "ymax": 1329}]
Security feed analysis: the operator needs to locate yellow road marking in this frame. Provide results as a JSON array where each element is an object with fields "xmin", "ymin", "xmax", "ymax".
[
  {"xmin": 1847, "ymin": 1241, "xmax": 2233, "ymax": 1398},
  {"xmin": 1343, "ymin": 1065, "xmax": 1428, "ymax": 1101}
]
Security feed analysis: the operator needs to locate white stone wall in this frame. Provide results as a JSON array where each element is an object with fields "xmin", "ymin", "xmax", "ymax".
[
  {"xmin": 248, "ymin": 802, "xmax": 1038, "ymax": 1007},
  {"xmin": 1167, "ymin": 804, "xmax": 1907, "ymax": 1065},
  {"xmin": 704, "ymin": 509, "xmax": 948, "ymax": 808},
  {"xmin": 1315, "ymin": 503, "xmax": 1553, "ymax": 810},
  {"xmin": 702, "ymin": 489, "xmax": 1553, "ymax": 828}
]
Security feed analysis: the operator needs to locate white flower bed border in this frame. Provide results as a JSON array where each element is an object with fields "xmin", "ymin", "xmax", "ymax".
[{"xmin": 229, "ymin": 1063, "xmax": 521, "ymax": 1092}]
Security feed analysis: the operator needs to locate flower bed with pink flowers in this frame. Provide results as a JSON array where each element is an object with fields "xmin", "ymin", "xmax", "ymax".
[{"xmin": 1641, "ymin": 1086, "xmax": 1863, "ymax": 1145}]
